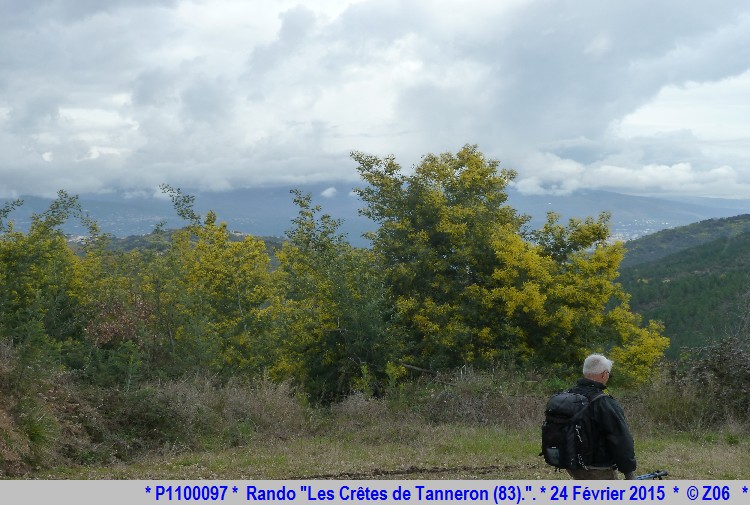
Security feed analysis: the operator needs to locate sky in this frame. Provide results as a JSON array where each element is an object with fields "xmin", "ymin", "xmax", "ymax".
[{"xmin": 2, "ymin": 0, "xmax": 750, "ymax": 200}]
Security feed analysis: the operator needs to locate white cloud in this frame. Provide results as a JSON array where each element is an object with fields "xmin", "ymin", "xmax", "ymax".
[
  {"xmin": 514, "ymin": 152, "xmax": 585, "ymax": 195},
  {"xmin": 578, "ymin": 162, "xmax": 750, "ymax": 198},
  {"xmin": 616, "ymin": 70, "xmax": 750, "ymax": 141},
  {"xmin": 1, "ymin": 0, "xmax": 750, "ymax": 198},
  {"xmin": 321, "ymin": 186, "xmax": 337, "ymax": 198}
]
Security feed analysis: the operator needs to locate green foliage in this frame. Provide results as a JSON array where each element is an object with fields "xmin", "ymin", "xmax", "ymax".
[
  {"xmin": 15, "ymin": 397, "xmax": 59, "ymax": 461},
  {"xmin": 159, "ymin": 184, "xmax": 202, "ymax": 227},
  {"xmin": 620, "ymin": 232, "xmax": 750, "ymax": 355},
  {"xmin": 354, "ymin": 145, "xmax": 667, "ymax": 382},
  {"xmin": 0, "ymin": 191, "xmax": 109, "ymax": 353},
  {"xmin": 627, "ymin": 336, "xmax": 750, "ymax": 434},
  {"xmin": 677, "ymin": 336, "xmax": 750, "ymax": 421},
  {"xmin": 621, "ymin": 214, "xmax": 750, "ymax": 268},
  {"xmin": 69, "ymin": 188, "xmax": 277, "ymax": 382},
  {"xmin": 0, "ymin": 147, "xmax": 693, "ymax": 476},
  {"xmin": 0, "ymin": 218, "xmax": 78, "ymax": 347},
  {"xmin": 354, "ymin": 145, "xmax": 525, "ymax": 370},
  {"xmin": 0, "ymin": 198, "xmax": 24, "ymax": 233},
  {"xmin": 270, "ymin": 190, "xmax": 388, "ymax": 400},
  {"xmin": 168, "ymin": 211, "xmax": 272, "ymax": 377}
]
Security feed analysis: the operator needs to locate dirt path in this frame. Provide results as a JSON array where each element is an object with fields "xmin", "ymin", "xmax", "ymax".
[{"xmin": 299, "ymin": 463, "xmax": 540, "ymax": 480}]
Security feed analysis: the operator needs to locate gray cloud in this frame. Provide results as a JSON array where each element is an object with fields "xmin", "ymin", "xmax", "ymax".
[
  {"xmin": 248, "ymin": 6, "xmax": 318, "ymax": 75},
  {"xmin": 7, "ymin": 93, "xmax": 62, "ymax": 134},
  {"xmin": 180, "ymin": 76, "xmax": 235, "ymax": 125},
  {"xmin": 131, "ymin": 68, "xmax": 179, "ymax": 108},
  {"xmin": 2, "ymin": 0, "xmax": 750, "ymax": 198},
  {"xmin": 0, "ymin": 0, "xmax": 178, "ymax": 28}
]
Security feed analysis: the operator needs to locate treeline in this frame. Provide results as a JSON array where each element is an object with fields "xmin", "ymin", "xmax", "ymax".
[
  {"xmin": 620, "ymin": 214, "xmax": 750, "ymax": 268},
  {"xmin": 620, "ymin": 231, "xmax": 750, "ymax": 355},
  {"xmin": 1, "ymin": 146, "xmax": 669, "ymax": 405}
]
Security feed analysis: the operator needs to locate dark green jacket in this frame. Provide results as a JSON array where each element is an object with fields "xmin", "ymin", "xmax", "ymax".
[{"xmin": 569, "ymin": 378, "xmax": 637, "ymax": 474}]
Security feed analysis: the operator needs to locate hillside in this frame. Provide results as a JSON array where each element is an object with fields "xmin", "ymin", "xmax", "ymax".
[
  {"xmin": 620, "ymin": 214, "xmax": 750, "ymax": 268},
  {"xmin": 619, "ymin": 229, "xmax": 750, "ymax": 356},
  {"xmin": 102, "ymin": 230, "xmax": 285, "ymax": 256}
]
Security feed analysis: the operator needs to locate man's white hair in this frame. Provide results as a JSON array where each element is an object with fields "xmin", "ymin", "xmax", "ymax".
[{"xmin": 583, "ymin": 354, "xmax": 613, "ymax": 376}]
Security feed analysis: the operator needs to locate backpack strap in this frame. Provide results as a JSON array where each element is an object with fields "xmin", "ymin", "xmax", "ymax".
[
  {"xmin": 567, "ymin": 387, "xmax": 609, "ymax": 403},
  {"xmin": 588, "ymin": 391, "xmax": 608, "ymax": 403},
  {"xmin": 569, "ymin": 390, "xmax": 608, "ymax": 471},
  {"xmin": 566, "ymin": 389, "xmax": 608, "ymax": 423}
]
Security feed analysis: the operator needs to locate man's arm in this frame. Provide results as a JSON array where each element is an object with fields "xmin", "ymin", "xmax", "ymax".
[{"xmin": 600, "ymin": 397, "xmax": 637, "ymax": 475}]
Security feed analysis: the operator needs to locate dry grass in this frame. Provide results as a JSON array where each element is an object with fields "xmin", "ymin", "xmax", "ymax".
[
  {"xmin": 40, "ymin": 424, "xmax": 750, "ymax": 480},
  {"xmin": 5, "ymin": 367, "xmax": 750, "ymax": 480},
  {"xmin": 634, "ymin": 431, "xmax": 750, "ymax": 480},
  {"xmin": 37, "ymin": 385, "xmax": 750, "ymax": 480},
  {"xmin": 42, "ymin": 425, "xmax": 553, "ymax": 480}
]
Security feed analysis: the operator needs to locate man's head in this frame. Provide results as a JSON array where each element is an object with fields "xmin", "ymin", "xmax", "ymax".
[{"xmin": 583, "ymin": 353, "xmax": 613, "ymax": 385}]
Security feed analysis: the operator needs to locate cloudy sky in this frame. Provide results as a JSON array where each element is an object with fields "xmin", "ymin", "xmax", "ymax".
[{"xmin": 2, "ymin": 0, "xmax": 750, "ymax": 199}]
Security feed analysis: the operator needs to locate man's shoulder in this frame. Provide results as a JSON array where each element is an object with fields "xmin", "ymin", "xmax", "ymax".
[
  {"xmin": 574, "ymin": 377, "xmax": 607, "ymax": 390},
  {"xmin": 567, "ymin": 383, "xmax": 623, "ymax": 413},
  {"xmin": 590, "ymin": 391, "xmax": 627, "ymax": 418},
  {"xmin": 569, "ymin": 379, "xmax": 608, "ymax": 399}
]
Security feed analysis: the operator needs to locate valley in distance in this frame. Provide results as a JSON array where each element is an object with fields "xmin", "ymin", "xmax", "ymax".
[{"xmin": 4, "ymin": 185, "xmax": 750, "ymax": 247}]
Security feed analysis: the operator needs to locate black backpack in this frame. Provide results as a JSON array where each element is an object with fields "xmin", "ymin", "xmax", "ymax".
[{"xmin": 541, "ymin": 390, "xmax": 606, "ymax": 470}]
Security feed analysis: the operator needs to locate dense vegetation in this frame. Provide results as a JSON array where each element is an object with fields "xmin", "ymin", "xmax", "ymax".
[
  {"xmin": 620, "ymin": 214, "xmax": 750, "ymax": 268},
  {"xmin": 2, "ymin": 145, "xmax": 723, "ymax": 478},
  {"xmin": 38, "ymin": 363, "xmax": 750, "ymax": 480},
  {"xmin": 620, "ymin": 226, "xmax": 750, "ymax": 355}
]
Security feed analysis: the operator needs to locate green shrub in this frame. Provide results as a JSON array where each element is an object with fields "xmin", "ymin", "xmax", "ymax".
[
  {"xmin": 627, "ymin": 368, "xmax": 726, "ymax": 433},
  {"xmin": 14, "ymin": 397, "xmax": 60, "ymax": 469},
  {"xmin": 221, "ymin": 378, "xmax": 312, "ymax": 439},
  {"xmin": 677, "ymin": 336, "xmax": 750, "ymax": 421},
  {"xmin": 626, "ymin": 339, "xmax": 750, "ymax": 434},
  {"xmin": 0, "ymin": 406, "xmax": 29, "ymax": 476}
]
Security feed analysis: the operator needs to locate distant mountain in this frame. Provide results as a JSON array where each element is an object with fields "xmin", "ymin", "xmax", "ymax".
[
  {"xmin": 2, "ymin": 185, "xmax": 373, "ymax": 246},
  {"xmin": 508, "ymin": 190, "xmax": 749, "ymax": 242},
  {"xmin": 4, "ymin": 186, "xmax": 750, "ymax": 248},
  {"xmin": 619, "ymin": 226, "xmax": 750, "ymax": 356},
  {"xmin": 85, "ymin": 230, "xmax": 286, "ymax": 269},
  {"xmin": 620, "ymin": 214, "xmax": 750, "ymax": 268}
]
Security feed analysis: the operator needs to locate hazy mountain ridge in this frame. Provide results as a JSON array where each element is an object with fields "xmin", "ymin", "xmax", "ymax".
[
  {"xmin": 620, "ymin": 214, "xmax": 750, "ymax": 268},
  {"xmin": 5, "ymin": 186, "xmax": 749, "ymax": 247}
]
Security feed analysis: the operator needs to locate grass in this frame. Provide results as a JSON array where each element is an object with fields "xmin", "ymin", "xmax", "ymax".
[
  {"xmin": 634, "ymin": 431, "xmax": 750, "ymax": 480},
  {"xmin": 5, "ymin": 369, "xmax": 750, "ymax": 480},
  {"xmin": 38, "ymin": 424, "xmax": 750, "ymax": 480}
]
